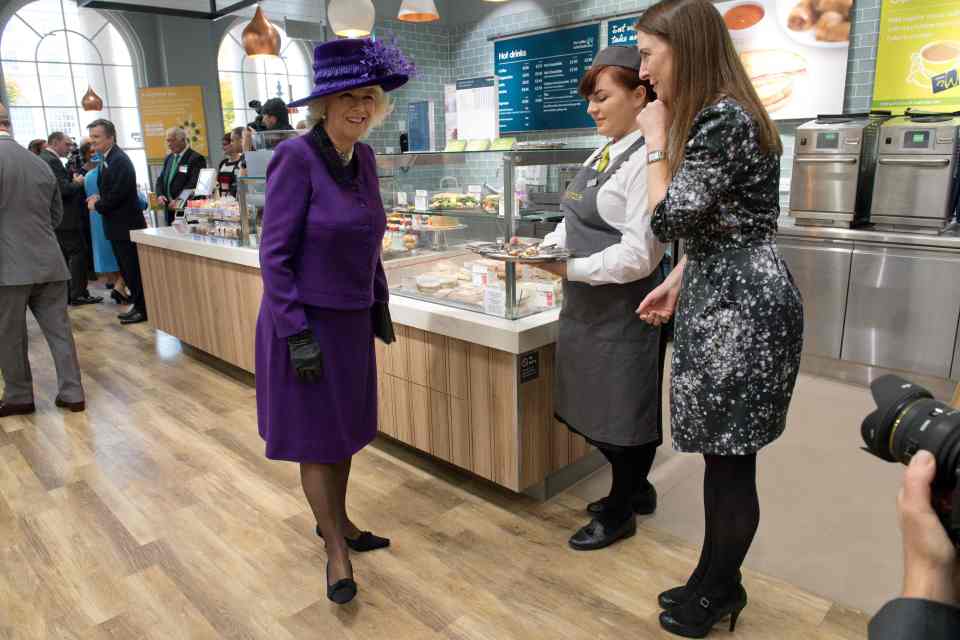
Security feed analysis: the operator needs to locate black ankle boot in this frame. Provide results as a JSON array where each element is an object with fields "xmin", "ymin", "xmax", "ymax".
[
  {"xmin": 586, "ymin": 483, "xmax": 657, "ymax": 516},
  {"xmin": 659, "ymin": 584, "xmax": 747, "ymax": 638},
  {"xmin": 659, "ymin": 570, "xmax": 742, "ymax": 609}
]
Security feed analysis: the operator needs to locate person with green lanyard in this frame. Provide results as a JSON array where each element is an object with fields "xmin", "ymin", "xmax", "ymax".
[
  {"xmin": 538, "ymin": 46, "xmax": 669, "ymax": 551},
  {"xmin": 155, "ymin": 127, "xmax": 206, "ymax": 226}
]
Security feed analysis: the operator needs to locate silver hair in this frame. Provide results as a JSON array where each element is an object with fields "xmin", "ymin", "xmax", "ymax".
[
  {"xmin": 165, "ymin": 127, "xmax": 188, "ymax": 142},
  {"xmin": 306, "ymin": 85, "xmax": 393, "ymax": 135}
]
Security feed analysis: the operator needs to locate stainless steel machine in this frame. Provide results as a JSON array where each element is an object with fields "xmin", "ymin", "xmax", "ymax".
[
  {"xmin": 870, "ymin": 112, "xmax": 960, "ymax": 230},
  {"xmin": 790, "ymin": 112, "xmax": 889, "ymax": 228}
]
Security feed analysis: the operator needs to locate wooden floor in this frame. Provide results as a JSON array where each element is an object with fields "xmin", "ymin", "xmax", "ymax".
[{"xmin": 0, "ymin": 292, "xmax": 871, "ymax": 639}]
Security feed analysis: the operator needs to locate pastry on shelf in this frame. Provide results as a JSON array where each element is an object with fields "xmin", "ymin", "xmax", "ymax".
[
  {"xmin": 482, "ymin": 194, "xmax": 501, "ymax": 214},
  {"xmin": 402, "ymin": 234, "xmax": 418, "ymax": 250}
]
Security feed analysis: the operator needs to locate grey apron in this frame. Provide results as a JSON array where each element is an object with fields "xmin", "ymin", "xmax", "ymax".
[{"xmin": 554, "ymin": 137, "xmax": 664, "ymax": 447}]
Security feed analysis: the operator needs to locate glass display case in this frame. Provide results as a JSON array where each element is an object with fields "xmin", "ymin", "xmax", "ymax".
[{"xmin": 376, "ymin": 148, "xmax": 594, "ymax": 319}]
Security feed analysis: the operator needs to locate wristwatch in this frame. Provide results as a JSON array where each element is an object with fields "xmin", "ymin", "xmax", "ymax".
[{"xmin": 648, "ymin": 150, "xmax": 666, "ymax": 164}]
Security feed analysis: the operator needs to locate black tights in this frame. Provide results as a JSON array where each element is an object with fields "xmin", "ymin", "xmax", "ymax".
[
  {"xmin": 596, "ymin": 442, "xmax": 658, "ymax": 526},
  {"xmin": 688, "ymin": 453, "xmax": 759, "ymax": 595}
]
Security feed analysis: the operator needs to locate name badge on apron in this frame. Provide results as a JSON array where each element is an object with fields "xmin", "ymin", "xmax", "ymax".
[{"xmin": 586, "ymin": 177, "xmax": 599, "ymax": 188}]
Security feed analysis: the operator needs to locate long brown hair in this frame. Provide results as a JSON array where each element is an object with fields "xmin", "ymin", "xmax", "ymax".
[{"xmin": 635, "ymin": 0, "xmax": 782, "ymax": 175}]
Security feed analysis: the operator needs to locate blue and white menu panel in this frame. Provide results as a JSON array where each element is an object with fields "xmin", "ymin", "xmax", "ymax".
[{"xmin": 495, "ymin": 24, "xmax": 600, "ymax": 133}]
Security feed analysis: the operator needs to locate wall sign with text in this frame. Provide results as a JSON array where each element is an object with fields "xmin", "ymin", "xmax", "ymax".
[
  {"xmin": 495, "ymin": 24, "xmax": 600, "ymax": 133},
  {"xmin": 872, "ymin": 0, "xmax": 960, "ymax": 113},
  {"xmin": 138, "ymin": 86, "xmax": 208, "ymax": 161}
]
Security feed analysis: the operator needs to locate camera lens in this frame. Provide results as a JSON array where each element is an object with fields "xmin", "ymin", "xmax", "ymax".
[{"xmin": 862, "ymin": 375, "xmax": 960, "ymax": 486}]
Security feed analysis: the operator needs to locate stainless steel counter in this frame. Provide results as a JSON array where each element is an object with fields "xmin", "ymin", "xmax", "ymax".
[
  {"xmin": 775, "ymin": 222, "xmax": 960, "ymax": 397},
  {"xmin": 778, "ymin": 222, "xmax": 960, "ymax": 251}
]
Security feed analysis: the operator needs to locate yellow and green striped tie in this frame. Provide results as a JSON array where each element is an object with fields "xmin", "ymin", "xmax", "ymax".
[{"xmin": 595, "ymin": 144, "xmax": 611, "ymax": 172}]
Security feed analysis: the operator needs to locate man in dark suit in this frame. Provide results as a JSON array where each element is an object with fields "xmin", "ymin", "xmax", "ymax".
[
  {"xmin": 0, "ymin": 102, "xmax": 86, "ymax": 416},
  {"xmin": 155, "ymin": 127, "xmax": 206, "ymax": 226},
  {"xmin": 85, "ymin": 119, "xmax": 148, "ymax": 325},
  {"xmin": 40, "ymin": 132, "xmax": 101, "ymax": 306}
]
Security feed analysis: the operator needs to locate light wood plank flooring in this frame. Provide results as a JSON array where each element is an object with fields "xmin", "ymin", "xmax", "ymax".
[{"xmin": 0, "ymin": 293, "xmax": 871, "ymax": 639}]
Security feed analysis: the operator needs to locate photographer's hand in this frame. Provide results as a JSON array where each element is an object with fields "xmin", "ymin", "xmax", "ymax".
[{"xmin": 899, "ymin": 450, "xmax": 959, "ymax": 605}]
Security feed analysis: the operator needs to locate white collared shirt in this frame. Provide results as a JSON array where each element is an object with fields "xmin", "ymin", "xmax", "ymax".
[
  {"xmin": 542, "ymin": 130, "xmax": 665, "ymax": 285},
  {"xmin": 0, "ymin": 131, "xmax": 10, "ymax": 137}
]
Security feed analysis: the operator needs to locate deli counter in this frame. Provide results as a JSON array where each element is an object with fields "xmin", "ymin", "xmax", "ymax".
[{"xmin": 131, "ymin": 147, "xmax": 601, "ymax": 499}]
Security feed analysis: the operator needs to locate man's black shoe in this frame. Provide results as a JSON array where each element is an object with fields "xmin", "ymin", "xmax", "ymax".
[
  {"xmin": 70, "ymin": 295, "xmax": 103, "ymax": 306},
  {"xmin": 120, "ymin": 311, "xmax": 147, "ymax": 325}
]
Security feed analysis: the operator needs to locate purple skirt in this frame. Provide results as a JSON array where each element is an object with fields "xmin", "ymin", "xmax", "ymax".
[{"xmin": 255, "ymin": 303, "xmax": 378, "ymax": 463}]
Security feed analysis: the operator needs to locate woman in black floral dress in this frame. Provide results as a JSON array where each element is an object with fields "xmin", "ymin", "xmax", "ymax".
[{"xmin": 633, "ymin": 0, "xmax": 804, "ymax": 636}]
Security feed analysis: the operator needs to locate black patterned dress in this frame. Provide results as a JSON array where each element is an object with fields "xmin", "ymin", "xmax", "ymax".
[{"xmin": 652, "ymin": 99, "xmax": 804, "ymax": 455}]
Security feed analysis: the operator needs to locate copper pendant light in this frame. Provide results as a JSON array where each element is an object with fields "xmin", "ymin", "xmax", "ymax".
[
  {"xmin": 81, "ymin": 86, "xmax": 103, "ymax": 111},
  {"xmin": 242, "ymin": 5, "xmax": 281, "ymax": 58},
  {"xmin": 398, "ymin": 0, "xmax": 440, "ymax": 23}
]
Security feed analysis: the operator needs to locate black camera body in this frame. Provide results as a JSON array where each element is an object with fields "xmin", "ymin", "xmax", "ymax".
[
  {"xmin": 862, "ymin": 375, "xmax": 960, "ymax": 546},
  {"xmin": 247, "ymin": 100, "xmax": 266, "ymax": 132}
]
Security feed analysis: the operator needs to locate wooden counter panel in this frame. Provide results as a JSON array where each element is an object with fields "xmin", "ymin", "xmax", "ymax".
[
  {"xmin": 139, "ymin": 244, "xmax": 261, "ymax": 373},
  {"xmin": 138, "ymin": 244, "xmax": 587, "ymax": 493}
]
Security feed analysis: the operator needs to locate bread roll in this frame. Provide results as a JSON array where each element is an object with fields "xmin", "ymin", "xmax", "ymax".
[
  {"xmin": 815, "ymin": 11, "xmax": 850, "ymax": 42},
  {"xmin": 788, "ymin": 4, "xmax": 816, "ymax": 30},
  {"xmin": 815, "ymin": 0, "xmax": 852, "ymax": 18}
]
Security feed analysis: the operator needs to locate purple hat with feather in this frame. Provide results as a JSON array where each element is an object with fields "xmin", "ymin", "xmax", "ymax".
[{"xmin": 288, "ymin": 38, "xmax": 414, "ymax": 108}]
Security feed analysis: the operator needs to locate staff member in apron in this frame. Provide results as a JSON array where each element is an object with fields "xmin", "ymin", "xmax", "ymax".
[{"xmin": 540, "ymin": 46, "xmax": 667, "ymax": 551}]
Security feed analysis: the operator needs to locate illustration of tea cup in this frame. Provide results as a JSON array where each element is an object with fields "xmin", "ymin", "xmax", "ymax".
[{"xmin": 908, "ymin": 40, "xmax": 960, "ymax": 87}]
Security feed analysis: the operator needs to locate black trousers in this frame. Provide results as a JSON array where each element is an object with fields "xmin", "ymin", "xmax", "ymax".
[
  {"xmin": 110, "ymin": 238, "xmax": 146, "ymax": 315},
  {"xmin": 56, "ymin": 229, "xmax": 89, "ymax": 301}
]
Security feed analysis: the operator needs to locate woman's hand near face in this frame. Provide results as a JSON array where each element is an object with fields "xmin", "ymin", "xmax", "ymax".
[{"xmin": 636, "ymin": 100, "xmax": 671, "ymax": 149}]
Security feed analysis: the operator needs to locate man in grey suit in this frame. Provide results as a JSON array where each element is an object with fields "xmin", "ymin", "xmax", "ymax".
[{"xmin": 0, "ymin": 102, "xmax": 86, "ymax": 417}]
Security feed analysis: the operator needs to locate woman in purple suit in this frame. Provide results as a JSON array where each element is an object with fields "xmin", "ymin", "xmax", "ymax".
[{"xmin": 255, "ymin": 38, "xmax": 413, "ymax": 605}]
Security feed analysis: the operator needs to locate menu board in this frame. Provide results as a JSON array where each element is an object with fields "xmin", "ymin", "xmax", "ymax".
[
  {"xmin": 608, "ymin": 17, "xmax": 640, "ymax": 47},
  {"xmin": 871, "ymin": 0, "xmax": 960, "ymax": 113},
  {"xmin": 495, "ymin": 24, "xmax": 600, "ymax": 133},
  {"xmin": 712, "ymin": 0, "xmax": 851, "ymax": 120}
]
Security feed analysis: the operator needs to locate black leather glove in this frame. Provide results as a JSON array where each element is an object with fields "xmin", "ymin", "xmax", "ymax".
[
  {"xmin": 372, "ymin": 301, "xmax": 396, "ymax": 344},
  {"xmin": 287, "ymin": 329, "xmax": 323, "ymax": 383}
]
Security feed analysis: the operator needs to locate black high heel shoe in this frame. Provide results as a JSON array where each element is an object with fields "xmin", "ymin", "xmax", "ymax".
[
  {"xmin": 659, "ymin": 570, "xmax": 742, "ymax": 609},
  {"xmin": 326, "ymin": 561, "xmax": 357, "ymax": 605},
  {"xmin": 316, "ymin": 525, "xmax": 390, "ymax": 552},
  {"xmin": 110, "ymin": 289, "xmax": 130, "ymax": 305},
  {"xmin": 658, "ymin": 584, "xmax": 747, "ymax": 638}
]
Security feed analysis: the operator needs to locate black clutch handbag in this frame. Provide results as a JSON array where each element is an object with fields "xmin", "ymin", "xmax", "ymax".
[{"xmin": 372, "ymin": 301, "xmax": 396, "ymax": 344}]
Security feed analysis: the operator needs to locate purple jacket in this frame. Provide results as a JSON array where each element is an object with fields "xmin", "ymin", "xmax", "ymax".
[{"xmin": 259, "ymin": 136, "xmax": 388, "ymax": 338}]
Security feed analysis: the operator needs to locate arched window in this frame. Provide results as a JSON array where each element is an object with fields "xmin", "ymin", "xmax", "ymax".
[
  {"xmin": 1, "ymin": 0, "xmax": 147, "ymax": 184},
  {"xmin": 217, "ymin": 21, "xmax": 312, "ymax": 132}
]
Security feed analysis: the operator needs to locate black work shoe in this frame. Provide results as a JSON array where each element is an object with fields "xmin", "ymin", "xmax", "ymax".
[
  {"xmin": 587, "ymin": 483, "xmax": 658, "ymax": 516},
  {"xmin": 70, "ymin": 295, "xmax": 103, "ymax": 306},
  {"xmin": 568, "ymin": 516, "xmax": 636, "ymax": 551},
  {"xmin": 120, "ymin": 311, "xmax": 147, "ymax": 325}
]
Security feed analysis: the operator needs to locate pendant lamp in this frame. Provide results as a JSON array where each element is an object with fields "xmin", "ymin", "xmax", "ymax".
[
  {"xmin": 327, "ymin": 0, "xmax": 375, "ymax": 38},
  {"xmin": 398, "ymin": 0, "xmax": 440, "ymax": 23},
  {"xmin": 242, "ymin": 5, "xmax": 281, "ymax": 57},
  {"xmin": 81, "ymin": 86, "xmax": 103, "ymax": 111}
]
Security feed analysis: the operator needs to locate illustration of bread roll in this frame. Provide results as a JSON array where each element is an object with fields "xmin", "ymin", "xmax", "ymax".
[
  {"xmin": 788, "ymin": 3, "xmax": 816, "ymax": 31},
  {"xmin": 753, "ymin": 74, "xmax": 795, "ymax": 112},
  {"xmin": 815, "ymin": 0, "xmax": 852, "ymax": 18},
  {"xmin": 815, "ymin": 11, "xmax": 850, "ymax": 42}
]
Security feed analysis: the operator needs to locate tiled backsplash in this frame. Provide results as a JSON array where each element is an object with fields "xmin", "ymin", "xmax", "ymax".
[{"xmin": 369, "ymin": 0, "xmax": 882, "ymax": 200}]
